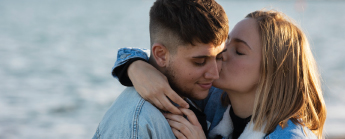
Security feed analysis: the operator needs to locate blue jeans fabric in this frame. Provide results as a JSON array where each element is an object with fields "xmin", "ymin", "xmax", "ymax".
[{"xmin": 93, "ymin": 87, "xmax": 176, "ymax": 139}]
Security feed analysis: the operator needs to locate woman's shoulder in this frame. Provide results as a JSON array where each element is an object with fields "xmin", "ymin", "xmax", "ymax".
[{"xmin": 266, "ymin": 119, "xmax": 317, "ymax": 139}]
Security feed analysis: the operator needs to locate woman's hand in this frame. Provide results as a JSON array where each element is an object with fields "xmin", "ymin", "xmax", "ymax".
[
  {"xmin": 164, "ymin": 108, "xmax": 206, "ymax": 139},
  {"xmin": 127, "ymin": 60, "xmax": 189, "ymax": 115}
]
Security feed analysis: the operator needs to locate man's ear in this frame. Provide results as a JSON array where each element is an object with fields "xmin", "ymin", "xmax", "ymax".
[{"xmin": 151, "ymin": 43, "xmax": 169, "ymax": 67}]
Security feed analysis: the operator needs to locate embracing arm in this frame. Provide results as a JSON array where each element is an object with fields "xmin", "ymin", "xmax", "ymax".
[
  {"xmin": 112, "ymin": 47, "xmax": 189, "ymax": 114},
  {"xmin": 112, "ymin": 47, "xmax": 150, "ymax": 86}
]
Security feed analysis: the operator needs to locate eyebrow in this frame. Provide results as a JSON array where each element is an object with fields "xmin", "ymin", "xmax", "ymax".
[
  {"xmin": 192, "ymin": 49, "xmax": 228, "ymax": 59},
  {"xmin": 233, "ymin": 38, "xmax": 251, "ymax": 50}
]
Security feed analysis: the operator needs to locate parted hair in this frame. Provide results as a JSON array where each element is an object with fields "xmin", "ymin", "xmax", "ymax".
[
  {"xmin": 246, "ymin": 10, "xmax": 326, "ymax": 138},
  {"xmin": 149, "ymin": 0, "xmax": 229, "ymax": 52}
]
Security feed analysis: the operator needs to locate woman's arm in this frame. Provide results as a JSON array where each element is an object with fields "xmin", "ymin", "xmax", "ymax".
[
  {"xmin": 112, "ymin": 47, "xmax": 150, "ymax": 85},
  {"xmin": 128, "ymin": 60, "xmax": 189, "ymax": 114},
  {"xmin": 112, "ymin": 47, "xmax": 189, "ymax": 114}
]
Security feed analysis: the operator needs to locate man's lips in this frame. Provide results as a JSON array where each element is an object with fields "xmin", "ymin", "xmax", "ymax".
[{"xmin": 198, "ymin": 83, "xmax": 213, "ymax": 89}]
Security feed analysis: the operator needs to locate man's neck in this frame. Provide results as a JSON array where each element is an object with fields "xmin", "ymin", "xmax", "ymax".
[{"xmin": 226, "ymin": 90, "xmax": 256, "ymax": 119}]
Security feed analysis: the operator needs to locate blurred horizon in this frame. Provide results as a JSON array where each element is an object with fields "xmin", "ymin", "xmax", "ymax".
[{"xmin": 1, "ymin": 0, "xmax": 344, "ymax": 138}]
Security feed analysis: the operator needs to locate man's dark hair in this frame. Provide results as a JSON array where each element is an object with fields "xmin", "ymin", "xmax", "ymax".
[{"xmin": 149, "ymin": 0, "xmax": 229, "ymax": 52}]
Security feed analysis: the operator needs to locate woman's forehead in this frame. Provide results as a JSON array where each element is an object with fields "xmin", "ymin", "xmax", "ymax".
[{"xmin": 229, "ymin": 18, "xmax": 261, "ymax": 50}]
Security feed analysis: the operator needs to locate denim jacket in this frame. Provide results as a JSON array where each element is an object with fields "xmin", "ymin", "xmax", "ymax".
[
  {"xmin": 93, "ymin": 87, "xmax": 176, "ymax": 139},
  {"xmin": 109, "ymin": 47, "xmax": 317, "ymax": 139}
]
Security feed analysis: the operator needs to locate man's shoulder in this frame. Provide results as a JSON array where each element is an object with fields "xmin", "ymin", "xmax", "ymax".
[
  {"xmin": 94, "ymin": 87, "xmax": 175, "ymax": 139},
  {"xmin": 100, "ymin": 87, "xmax": 163, "ymax": 126},
  {"xmin": 112, "ymin": 87, "xmax": 166, "ymax": 120}
]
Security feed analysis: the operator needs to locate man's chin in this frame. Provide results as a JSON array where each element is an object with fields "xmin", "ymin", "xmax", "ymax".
[{"xmin": 189, "ymin": 90, "xmax": 209, "ymax": 100}]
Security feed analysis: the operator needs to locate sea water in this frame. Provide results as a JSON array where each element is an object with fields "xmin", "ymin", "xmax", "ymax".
[{"xmin": 0, "ymin": 0, "xmax": 344, "ymax": 138}]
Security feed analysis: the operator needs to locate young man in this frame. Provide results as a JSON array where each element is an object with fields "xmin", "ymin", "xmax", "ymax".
[{"xmin": 92, "ymin": 0, "xmax": 228, "ymax": 138}]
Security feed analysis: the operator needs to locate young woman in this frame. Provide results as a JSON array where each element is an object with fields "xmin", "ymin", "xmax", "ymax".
[{"xmin": 113, "ymin": 10, "xmax": 326, "ymax": 139}]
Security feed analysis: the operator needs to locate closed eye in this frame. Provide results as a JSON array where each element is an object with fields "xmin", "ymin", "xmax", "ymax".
[
  {"xmin": 216, "ymin": 49, "xmax": 227, "ymax": 60},
  {"xmin": 193, "ymin": 58, "xmax": 206, "ymax": 66},
  {"xmin": 236, "ymin": 50, "xmax": 244, "ymax": 55},
  {"xmin": 194, "ymin": 61, "xmax": 206, "ymax": 66},
  {"xmin": 216, "ymin": 53, "xmax": 223, "ymax": 60}
]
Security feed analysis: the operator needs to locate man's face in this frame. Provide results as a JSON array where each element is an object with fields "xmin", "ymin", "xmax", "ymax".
[{"xmin": 164, "ymin": 42, "xmax": 226, "ymax": 100}]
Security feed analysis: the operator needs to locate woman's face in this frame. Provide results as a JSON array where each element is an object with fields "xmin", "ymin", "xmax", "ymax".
[{"xmin": 213, "ymin": 18, "xmax": 262, "ymax": 94}]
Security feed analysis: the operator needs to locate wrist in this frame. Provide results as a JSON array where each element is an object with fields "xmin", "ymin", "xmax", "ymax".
[{"xmin": 128, "ymin": 60, "xmax": 146, "ymax": 80}]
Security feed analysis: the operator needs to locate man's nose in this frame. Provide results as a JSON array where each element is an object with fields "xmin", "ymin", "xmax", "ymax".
[{"xmin": 204, "ymin": 61, "xmax": 219, "ymax": 80}]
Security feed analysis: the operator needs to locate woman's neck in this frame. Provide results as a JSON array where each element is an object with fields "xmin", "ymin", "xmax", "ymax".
[{"xmin": 226, "ymin": 90, "xmax": 256, "ymax": 119}]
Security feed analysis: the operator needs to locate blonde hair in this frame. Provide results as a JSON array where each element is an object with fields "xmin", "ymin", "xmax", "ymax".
[{"xmin": 246, "ymin": 10, "xmax": 326, "ymax": 138}]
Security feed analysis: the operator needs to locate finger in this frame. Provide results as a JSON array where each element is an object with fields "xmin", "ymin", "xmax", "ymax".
[
  {"xmin": 149, "ymin": 97, "xmax": 166, "ymax": 111},
  {"xmin": 165, "ymin": 113, "xmax": 195, "ymax": 136},
  {"xmin": 179, "ymin": 108, "xmax": 201, "ymax": 127},
  {"xmin": 171, "ymin": 128, "xmax": 187, "ymax": 139},
  {"xmin": 167, "ymin": 118, "xmax": 192, "ymax": 137},
  {"xmin": 164, "ymin": 113, "xmax": 190, "ymax": 126},
  {"xmin": 165, "ymin": 87, "xmax": 189, "ymax": 109},
  {"xmin": 158, "ymin": 94, "xmax": 182, "ymax": 115}
]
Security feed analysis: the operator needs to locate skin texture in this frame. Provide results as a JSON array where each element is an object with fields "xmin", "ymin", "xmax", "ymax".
[
  {"xmin": 214, "ymin": 18, "xmax": 262, "ymax": 94},
  {"xmin": 163, "ymin": 42, "xmax": 225, "ymax": 100},
  {"xmin": 214, "ymin": 18, "xmax": 262, "ymax": 118},
  {"xmin": 128, "ymin": 42, "xmax": 226, "ymax": 115}
]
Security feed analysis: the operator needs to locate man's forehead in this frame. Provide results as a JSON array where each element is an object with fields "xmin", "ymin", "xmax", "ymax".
[{"xmin": 176, "ymin": 42, "xmax": 225, "ymax": 56}]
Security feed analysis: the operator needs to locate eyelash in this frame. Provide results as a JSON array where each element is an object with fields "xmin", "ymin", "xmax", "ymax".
[
  {"xmin": 194, "ymin": 61, "xmax": 206, "ymax": 66},
  {"xmin": 236, "ymin": 50, "xmax": 244, "ymax": 55},
  {"xmin": 216, "ymin": 56, "xmax": 223, "ymax": 60}
]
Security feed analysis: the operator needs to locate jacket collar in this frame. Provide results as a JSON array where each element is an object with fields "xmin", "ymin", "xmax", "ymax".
[{"xmin": 208, "ymin": 105, "xmax": 266, "ymax": 139}]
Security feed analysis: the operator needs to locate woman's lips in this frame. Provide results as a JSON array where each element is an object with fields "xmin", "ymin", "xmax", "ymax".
[{"xmin": 198, "ymin": 83, "xmax": 212, "ymax": 89}]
